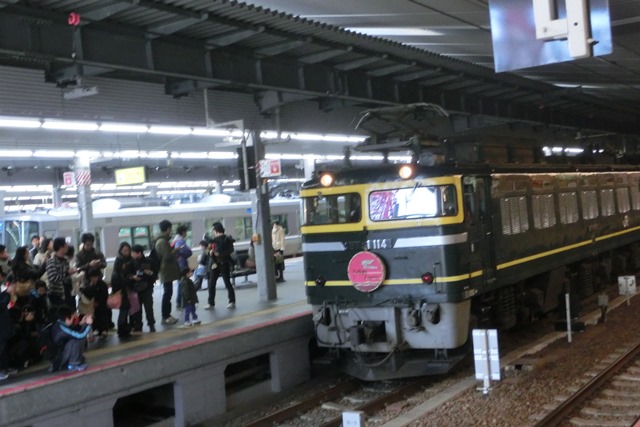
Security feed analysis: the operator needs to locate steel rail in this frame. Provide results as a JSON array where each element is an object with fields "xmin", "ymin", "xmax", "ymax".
[
  {"xmin": 533, "ymin": 337, "xmax": 640, "ymax": 427},
  {"xmin": 241, "ymin": 379, "xmax": 360, "ymax": 427}
]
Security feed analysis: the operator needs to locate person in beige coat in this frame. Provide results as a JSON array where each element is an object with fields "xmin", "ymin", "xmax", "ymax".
[{"xmin": 272, "ymin": 221, "xmax": 286, "ymax": 282}]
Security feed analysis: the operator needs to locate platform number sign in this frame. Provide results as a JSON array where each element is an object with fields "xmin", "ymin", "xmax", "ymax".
[
  {"xmin": 63, "ymin": 171, "xmax": 75, "ymax": 186},
  {"xmin": 258, "ymin": 159, "xmax": 282, "ymax": 178}
]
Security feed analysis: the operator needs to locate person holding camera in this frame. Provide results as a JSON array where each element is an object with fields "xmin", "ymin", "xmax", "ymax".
[{"xmin": 130, "ymin": 245, "xmax": 156, "ymax": 333}]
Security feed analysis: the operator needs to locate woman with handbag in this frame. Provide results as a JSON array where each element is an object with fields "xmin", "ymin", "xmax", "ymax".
[
  {"xmin": 11, "ymin": 247, "xmax": 46, "ymax": 302},
  {"xmin": 110, "ymin": 242, "xmax": 136, "ymax": 338}
]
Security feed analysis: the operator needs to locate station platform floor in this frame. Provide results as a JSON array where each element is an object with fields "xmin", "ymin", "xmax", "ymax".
[{"xmin": 0, "ymin": 256, "xmax": 310, "ymax": 396}]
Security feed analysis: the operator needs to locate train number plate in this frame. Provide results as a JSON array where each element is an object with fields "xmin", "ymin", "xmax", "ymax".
[{"xmin": 366, "ymin": 238, "xmax": 392, "ymax": 250}]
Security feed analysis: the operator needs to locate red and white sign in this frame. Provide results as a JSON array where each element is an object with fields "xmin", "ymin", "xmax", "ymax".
[
  {"xmin": 63, "ymin": 171, "xmax": 75, "ymax": 186},
  {"xmin": 347, "ymin": 251, "xmax": 386, "ymax": 293},
  {"xmin": 259, "ymin": 159, "xmax": 282, "ymax": 178},
  {"xmin": 75, "ymin": 169, "xmax": 92, "ymax": 186}
]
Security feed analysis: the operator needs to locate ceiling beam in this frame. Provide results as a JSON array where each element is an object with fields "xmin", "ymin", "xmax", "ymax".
[
  {"xmin": 367, "ymin": 63, "xmax": 414, "ymax": 77},
  {"xmin": 148, "ymin": 13, "xmax": 208, "ymax": 37},
  {"xmin": 393, "ymin": 69, "xmax": 442, "ymax": 82},
  {"xmin": 76, "ymin": 0, "xmax": 139, "ymax": 21},
  {"xmin": 335, "ymin": 55, "xmax": 387, "ymax": 71},
  {"xmin": 206, "ymin": 27, "xmax": 264, "ymax": 47},
  {"xmin": 255, "ymin": 39, "xmax": 306, "ymax": 57},
  {"xmin": 298, "ymin": 47, "xmax": 351, "ymax": 64}
]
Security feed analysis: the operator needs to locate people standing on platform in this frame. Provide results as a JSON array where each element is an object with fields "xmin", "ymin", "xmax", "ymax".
[
  {"xmin": 0, "ymin": 268, "xmax": 17, "ymax": 381},
  {"xmin": 46, "ymin": 238, "xmax": 76, "ymax": 314},
  {"xmin": 272, "ymin": 221, "xmax": 286, "ymax": 282},
  {"xmin": 180, "ymin": 267, "xmax": 200, "ymax": 326},
  {"xmin": 173, "ymin": 225, "xmax": 192, "ymax": 310},
  {"xmin": 29, "ymin": 235, "xmax": 40, "ymax": 262},
  {"xmin": 33, "ymin": 238, "xmax": 53, "ymax": 267},
  {"xmin": 193, "ymin": 240, "xmax": 210, "ymax": 291},
  {"xmin": 74, "ymin": 233, "xmax": 107, "ymax": 278},
  {"xmin": 111, "ymin": 242, "xmax": 136, "ymax": 338},
  {"xmin": 155, "ymin": 220, "xmax": 179, "ymax": 325},
  {"xmin": 50, "ymin": 306, "xmax": 92, "ymax": 372},
  {"xmin": 0, "ymin": 245, "xmax": 12, "ymax": 281},
  {"xmin": 80, "ymin": 269, "xmax": 110, "ymax": 338},
  {"xmin": 10, "ymin": 246, "xmax": 46, "ymax": 303},
  {"xmin": 130, "ymin": 245, "xmax": 156, "ymax": 333},
  {"xmin": 204, "ymin": 222, "xmax": 236, "ymax": 310}
]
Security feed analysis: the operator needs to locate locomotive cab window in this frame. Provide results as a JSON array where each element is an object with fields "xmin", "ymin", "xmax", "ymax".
[
  {"xmin": 304, "ymin": 193, "xmax": 361, "ymax": 225},
  {"xmin": 368, "ymin": 184, "xmax": 457, "ymax": 221}
]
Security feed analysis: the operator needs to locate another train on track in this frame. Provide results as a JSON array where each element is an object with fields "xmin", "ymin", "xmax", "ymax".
[{"xmin": 301, "ymin": 104, "xmax": 640, "ymax": 380}]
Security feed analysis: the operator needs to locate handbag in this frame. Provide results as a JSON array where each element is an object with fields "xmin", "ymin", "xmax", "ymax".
[
  {"xmin": 127, "ymin": 289, "xmax": 141, "ymax": 315},
  {"xmin": 107, "ymin": 291, "xmax": 122, "ymax": 309},
  {"xmin": 15, "ymin": 280, "xmax": 35, "ymax": 297}
]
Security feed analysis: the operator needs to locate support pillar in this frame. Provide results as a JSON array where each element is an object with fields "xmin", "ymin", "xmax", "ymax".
[
  {"xmin": 270, "ymin": 337, "xmax": 311, "ymax": 392},
  {"xmin": 250, "ymin": 131, "xmax": 277, "ymax": 301},
  {"xmin": 174, "ymin": 365, "xmax": 226, "ymax": 427},
  {"xmin": 303, "ymin": 158, "xmax": 315, "ymax": 181},
  {"xmin": 0, "ymin": 190, "xmax": 5, "ymax": 213},
  {"xmin": 52, "ymin": 186, "xmax": 63, "ymax": 208},
  {"xmin": 74, "ymin": 157, "xmax": 94, "ymax": 233}
]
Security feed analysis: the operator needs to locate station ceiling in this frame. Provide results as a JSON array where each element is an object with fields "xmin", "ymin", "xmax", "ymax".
[
  {"xmin": 1, "ymin": 0, "xmax": 640, "ymax": 207},
  {"xmin": 0, "ymin": 0, "xmax": 638, "ymax": 141}
]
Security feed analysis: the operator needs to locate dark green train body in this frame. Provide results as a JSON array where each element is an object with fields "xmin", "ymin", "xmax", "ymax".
[{"xmin": 301, "ymin": 162, "xmax": 640, "ymax": 380}]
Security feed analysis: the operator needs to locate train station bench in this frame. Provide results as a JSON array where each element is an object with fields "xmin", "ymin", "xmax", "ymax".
[{"xmin": 230, "ymin": 250, "xmax": 256, "ymax": 286}]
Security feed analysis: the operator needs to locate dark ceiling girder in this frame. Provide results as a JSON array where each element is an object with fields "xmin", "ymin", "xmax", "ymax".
[
  {"xmin": 393, "ymin": 69, "xmax": 441, "ymax": 82},
  {"xmin": 45, "ymin": 64, "xmax": 112, "ymax": 87},
  {"xmin": 0, "ymin": 4, "xmax": 637, "ymax": 134},
  {"xmin": 255, "ymin": 91, "xmax": 312, "ymax": 113},
  {"xmin": 335, "ymin": 55, "xmax": 388, "ymax": 71},
  {"xmin": 441, "ymin": 80, "xmax": 479, "ymax": 91},
  {"xmin": 419, "ymin": 75, "xmax": 462, "ymax": 87},
  {"xmin": 165, "ymin": 79, "xmax": 221, "ymax": 97},
  {"xmin": 76, "ymin": 0, "xmax": 139, "ymax": 22},
  {"xmin": 298, "ymin": 48, "xmax": 352, "ymax": 64},
  {"xmin": 367, "ymin": 63, "xmax": 414, "ymax": 77},
  {"xmin": 148, "ymin": 13, "xmax": 209, "ymax": 37},
  {"xmin": 206, "ymin": 27, "xmax": 265, "ymax": 47},
  {"xmin": 255, "ymin": 39, "xmax": 307, "ymax": 57}
]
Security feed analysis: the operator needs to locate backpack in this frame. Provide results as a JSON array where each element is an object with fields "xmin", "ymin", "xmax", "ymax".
[
  {"xmin": 147, "ymin": 247, "xmax": 161, "ymax": 280},
  {"xmin": 38, "ymin": 322, "xmax": 63, "ymax": 371}
]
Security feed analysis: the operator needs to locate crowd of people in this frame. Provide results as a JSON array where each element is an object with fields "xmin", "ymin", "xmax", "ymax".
[{"xmin": 0, "ymin": 218, "xmax": 287, "ymax": 381}]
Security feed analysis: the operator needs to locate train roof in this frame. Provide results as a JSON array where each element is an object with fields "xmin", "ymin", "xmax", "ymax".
[
  {"xmin": 0, "ymin": 198, "xmax": 300, "ymax": 221},
  {"xmin": 302, "ymin": 162, "xmax": 640, "ymax": 189}
]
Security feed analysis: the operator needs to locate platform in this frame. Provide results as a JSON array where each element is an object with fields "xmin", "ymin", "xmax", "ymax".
[{"xmin": 0, "ymin": 257, "xmax": 312, "ymax": 427}]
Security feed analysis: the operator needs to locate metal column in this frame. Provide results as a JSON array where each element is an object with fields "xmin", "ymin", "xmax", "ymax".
[{"xmin": 74, "ymin": 156, "xmax": 95, "ymax": 234}]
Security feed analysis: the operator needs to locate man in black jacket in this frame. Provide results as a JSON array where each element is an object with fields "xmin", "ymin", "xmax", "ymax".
[
  {"xmin": 204, "ymin": 223, "xmax": 236, "ymax": 310},
  {"xmin": 0, "ymin": 267, "xmax": 17, "ymax": 380}
]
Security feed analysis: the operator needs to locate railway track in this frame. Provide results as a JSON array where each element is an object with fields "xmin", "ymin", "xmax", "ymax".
[
  {"xmin": 534, "ymin": 338, "xmax": 640, "ymax": 427},
  {"xmin": 240, "ymin": 377, "xmax": 432, "ymax": 427}
]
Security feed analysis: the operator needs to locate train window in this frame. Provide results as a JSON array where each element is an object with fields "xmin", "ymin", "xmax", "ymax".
[
  {"xmin": 500, "ymin": 197, "xmax": 529, "ymax": 235},
  {"xmin": 368, "ymin": 185, "xmax": 456, "ymax": 221},
  {"xmin": 4, "ymin": 220, "xmax": 39, "ymax": 256},
  {"xmin": 616, "ymin": 188, "xmax": 631, "ymax": 213},
  {"xmin": 580, "ymin": 190, "xmax": 599, "ymax": 220},
  {"xmin": 600, "ymin": 189, "xmax": 615, "ymax": 217},
  {"xmin": 304, "ymin": 193, "xmax": 360, "ymax": 225},
  {"xmin": 532, "ymin": 194, "xmax": 556, "ymax": 229},
  {"xmin": 559, "ymin": 192, "xmax": 579, "ymax": 224},
  {"xmin": 234, "ymin": 217, "xmax": 253, "ymax": 240},
  {"xmin": 118, "ymin": 226, "xmax": 152, "ymax": 250},
  {"xmin": 631, "ymin": 185, "xmax": 640, "ymax": 210}
]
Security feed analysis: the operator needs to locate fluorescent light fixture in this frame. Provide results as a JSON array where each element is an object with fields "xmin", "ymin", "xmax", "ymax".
[
  {"xmin": 75, "ymin": 150, "xmax": 101, "ymax": 160},
  {"xmin": 207, "ymin": 151, "xmax": 237, "ymax": 160},
  {"xmin": 321, "ymin": 135, "xmax": 367, "ymax": 143},
  {"xmin": 99, "ymin": 123, "xmax": 149, "ymax": 133},
  {"xmin": 146, "ymin": 151, "xmax": 168, "ymax": 159},
  {"xmin": 33, "ymin": 150, "xmax": 76, "ymax": 158},
  {"xmin": 0, "ymin": 118, "xmax": 41, "ymax": 128},
  {"xmin": 148, "ymin": 126, "xmax": 192, "ymax": 135},
  {"xmin": 191, "ymin": 128, "xmax": 230, "ymax": 137},
  {"xmin": 114, "ymin": 150, "xmax": 141, "ymax": 158},
  {"xmin": 42, "ymin": 121, "xmax": 99, "ymax": 131},
  {"xmin": 171, "ymin": 152, "xmax": 206, "ymax": 159},
  {"xmin": 352, "ymin": 155, "xmax": 385, "ymax": 161},
  {"xmin": 0, "ymin": 150, "xmax": 34, "ymax": 157},
  {"xmin": 551, "ymin": 147, "xmax": 563, "ymax": 153},
  {"xmin": 345, "ymin": 27, "xmax": 443, "ymax": 37},
  {"xmin": 564, "ymin": 148, "xmax": 584, "ymax": 154}
]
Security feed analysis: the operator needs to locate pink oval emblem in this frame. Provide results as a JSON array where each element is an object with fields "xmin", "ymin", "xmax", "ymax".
[{"xmin": 347, "ymin": 251, "xmax": 386, "ymax": 292}]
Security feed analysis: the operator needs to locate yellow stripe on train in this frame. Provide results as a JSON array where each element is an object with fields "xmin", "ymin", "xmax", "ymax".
[{"xmin": 304, "ymin": 269, "xmax": 484, "ymax": 286}]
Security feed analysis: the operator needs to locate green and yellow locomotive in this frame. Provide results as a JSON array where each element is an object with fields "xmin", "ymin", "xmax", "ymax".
[{"xmin": 301, "ymin": 104, "xmax": 640, "ymax": 380}]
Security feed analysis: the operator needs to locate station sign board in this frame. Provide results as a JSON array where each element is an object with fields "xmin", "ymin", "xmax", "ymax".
[
  {"xmin": 258, "ymin": 159, "xmax": 281, "ymax": 178},
  {"xmin": 488, "ymin": 0, "xmax": 612, "ymax": 72},
  {"xmin": 115, "ymin": 166, "xmax": 146, "ymax": 186}
]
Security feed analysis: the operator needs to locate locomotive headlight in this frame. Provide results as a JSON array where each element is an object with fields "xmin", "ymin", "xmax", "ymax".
[
  {"xmin": 421, "ymin": 272, "xmax": 434, "ymax": 284},
  {"xmin": 319, "ymin": 173, "xmax": 334, "ymax": 187},
  {"xmin": 398, "ymin": 165, "xmax": 414, "ymax": 180}
]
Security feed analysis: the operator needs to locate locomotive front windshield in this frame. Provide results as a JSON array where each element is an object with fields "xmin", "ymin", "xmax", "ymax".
[
  {"xmin": 369, "ymin": 184, "xmax": 457, "ymax": 221},
  {"xmin": 304, "ymin": 193, "xmax": 361, "ymax": 225}
]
